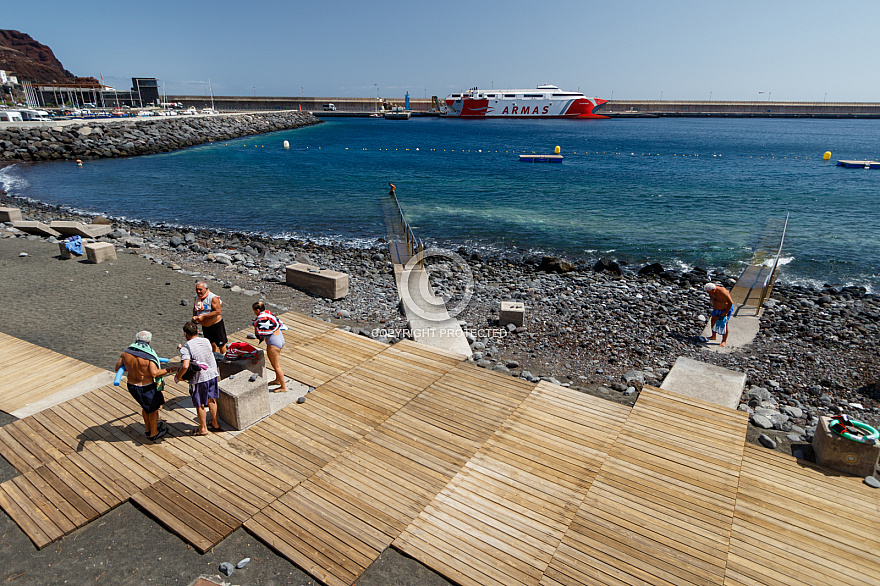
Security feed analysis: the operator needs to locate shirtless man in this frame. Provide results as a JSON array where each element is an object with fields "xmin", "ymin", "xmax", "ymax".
[
  {"xmin": 192, "ymin": 281, "xmax": 227, "ymax": 354},
  {"xmin": 704, "ymin": 282, "xmax": 734, "ymax": 347},
  {"xmin": 115, "ymin": 331, "xmax": 176, "ymax": 440}
]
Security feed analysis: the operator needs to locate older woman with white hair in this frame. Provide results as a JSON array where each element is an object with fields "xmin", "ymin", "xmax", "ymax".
[{"xmin": 704, "ymin": 282, "xmax": 734, "ymax": 347}]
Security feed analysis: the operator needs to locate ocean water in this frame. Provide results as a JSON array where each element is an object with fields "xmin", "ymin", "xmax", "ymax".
[{"xmin": 2, "ymin": 117, "xmax": 879, "ymax": 291}]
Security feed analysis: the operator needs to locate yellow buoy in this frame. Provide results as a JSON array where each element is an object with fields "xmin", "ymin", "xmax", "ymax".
[
  {"xmin": 283, "ymin": 140, "xmax": 289, "ymax": 149},
  {"xmin": 823, "ymin": 151, "xmax": 831, "ymax": 160},
  {"xmin": 554, "ymin": 146, "xmax": 561, "ymax": 154}
]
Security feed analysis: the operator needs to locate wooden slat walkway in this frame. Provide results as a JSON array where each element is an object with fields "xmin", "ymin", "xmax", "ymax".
[
  {"xmin": 0, "ymin": 378, "xmax": 233, "ymax": 548},
  {"xmin": 725, "ymin": 443, "xmax": 880, "ymax": 586},
  {"xmin": 2, "ymin": 320, "xmax": 880, "ymax": 586},
  {"xmin": 244, "ymin": 362, "xmax": 536, "ymax": 586},
  {"xmin": 131, "ymin": 339, "xmax": 464, "ymax": 552},
  {"xmin": 541, "ymin": 386, "xmax": 749, "ymax": 586},
  {"xmin": 394, "ymin": 382, "xmax": 631, "ymax": 586},
  {"xmin": 0, "ymin": 331, "xmax": 108, "ymax": 414}
]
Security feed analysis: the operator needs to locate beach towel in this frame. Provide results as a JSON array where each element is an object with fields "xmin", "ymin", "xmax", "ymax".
[
  {"xmin": 64, "ymin": 235, "xmax": 84, "ymax": 256},
  {"xmin": 123, "ymin": 341, "xmax": 166, "ymax": 391},
  {"xmin": 225, "ymin": 341, "xmax": 259, "ymax": 363},
  {"xmin": 711, "ymin": 307, "xmax": 734, "ymax": 336}
]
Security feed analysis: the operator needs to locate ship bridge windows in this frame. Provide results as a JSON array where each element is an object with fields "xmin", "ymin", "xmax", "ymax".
[
  {"xmin": 524, "ymin": 94, "xmax": 543, "ymax": 98},
  {"xmin": 503, "ymin": 94, "xmax": 516, "ymax": 98}
]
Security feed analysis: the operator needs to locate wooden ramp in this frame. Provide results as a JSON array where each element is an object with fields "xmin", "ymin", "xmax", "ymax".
[
  {"xmin": 132, "ymin": 338, "xmax": 463, "ymax": 553},
  {"xmin": 0, "ymin": 377, "xmax": 233, "ymax": 548},
  {"xmin": 0, "ymin": 331, "xmax": 109, "ymax": 414},
  {"xmin": 725, "ymin": 443, "xmax": 880, "ymax": 586},
  {"xmin": 2, "ymin": 319, "xmax": 880, "ymax": 586},
  {"xmin": 245, "ymin": 362, "xmax": 535, "ymax": 586},
  {"xmin": 541, "ymin": 386, "xmax": 748, "ymax": 586},
  {"xmin": 394, "ymin": 382, "xmax": 630, "ymax": 586}
]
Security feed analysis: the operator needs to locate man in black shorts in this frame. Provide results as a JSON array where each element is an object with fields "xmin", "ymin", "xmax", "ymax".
[
  {"xmin": 115, "ymin": 331, "xmax": 176, "ymax": 441},
  {"xmin": 192, "ymin": 281, "xmax": 227, "ymax": 353}
]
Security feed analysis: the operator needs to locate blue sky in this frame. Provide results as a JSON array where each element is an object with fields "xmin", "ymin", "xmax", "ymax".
[{"xmin": 6, "ymin": 0, "xmax": 878, "ymax": 101}]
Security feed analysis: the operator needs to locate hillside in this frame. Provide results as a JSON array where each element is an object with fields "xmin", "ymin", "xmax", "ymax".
[{"xmin": 0, "ymin": 29, "xmax": 98, "ymax": 85}]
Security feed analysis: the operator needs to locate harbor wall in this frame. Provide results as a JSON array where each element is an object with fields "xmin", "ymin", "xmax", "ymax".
[
  {"xmin": 165, "ymin": 96, "xmax": 880, "ymax": 118},
  {"xmin": 167, "ymin": 96, "xmax": 436, "ymax": 113},
  {"xmin": 602, "ymin": 100, "xmax": 880, "ymax": 118},
  {"xmin": 0, "ymin": 110, "xmax": 320, "ymax": 162}
]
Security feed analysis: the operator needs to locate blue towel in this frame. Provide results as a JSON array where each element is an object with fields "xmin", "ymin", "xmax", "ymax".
[
  {"xmin": 711, "ymin": 306, "xmax": 734, "ymax": 335},
  {"xmin": 64, "ymin": 235, "xmax": 83, "ymax": 256}
]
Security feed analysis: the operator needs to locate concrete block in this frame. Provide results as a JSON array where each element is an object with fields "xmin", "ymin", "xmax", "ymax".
[
  {"xmin": 286, "ymin": 262, "xmax": 349, "ymax": 299},
  {"xmin": 216, "ymin": 350, "xmax": 270, "ymax": 430},
  {"xmin": 812, "ymin": 416, "xmax": 880, "ymax": 477},
  {"xmin": 58, "ymin": 241, "xmax": 72, "ymax": 259},
  {"xmin": 85, "ymin": 241, "xmax": 116, "ymax": 263},
  {"xmin": 660, "ymin": 356, "xmax": 746, "ymax": 409},
  {"xmin": 499, "ymin": 301, "xmax": 525, "ymax": 327},
  {"xmin": 0, "ymin": 207, "xmax": 22, "ymax": 223},
  {"xmin": 50, "ymin": 220, "xmax": 112, "ymax": 238},
  {"xmin": 11, "ymin": 221, "xmax": 61, "ymax": 238}
]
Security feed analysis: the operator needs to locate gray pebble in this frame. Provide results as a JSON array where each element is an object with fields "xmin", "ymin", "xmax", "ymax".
[
  {"xmin": 758, "ymin": 434, "xmax": 777, "ymax": 449},
  {"xmin": 864, "ymin": 476, "xmax": 880, "ymax": 489},
  {"xmin": 248, "ymin": 373, "xmax": 258, "ymax": 382},
  {"xmin": 236, "ymin": 557, "xmax": 251, "ymax": 569},
  {"xmin": 297, "ymin": 396, "xmax": 306, "ymax": 404},
  {"xmin": 750, "ymin": 414, "xmax": 774, "ymax": 429},
  {"xmin": 219, "ymin": 562, "xmax": 234, "ymax": 576},
  {"xmin": 246, "ymin": 333, "xmax": 256, "ymax": 339}
]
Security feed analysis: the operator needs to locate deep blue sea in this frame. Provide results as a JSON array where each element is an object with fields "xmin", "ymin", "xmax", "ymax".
[{"xmin": 2, "ymin": 117, "xmax": 879, "ymax": 291}]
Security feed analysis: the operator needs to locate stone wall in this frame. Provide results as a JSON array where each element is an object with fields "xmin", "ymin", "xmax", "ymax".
[{"xmin": 0, "ymin": 111, "xmax": 321, "ymax": 162}]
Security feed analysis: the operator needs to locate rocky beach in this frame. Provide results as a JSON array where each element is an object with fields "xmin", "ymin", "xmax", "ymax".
[{"xmin": 3, "ymin": 190, "xmax": 879, "ymax": 461}]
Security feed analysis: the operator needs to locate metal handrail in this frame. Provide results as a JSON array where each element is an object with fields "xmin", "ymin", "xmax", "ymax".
[
  {"xmin": 757, "ymin": 212, "xmax": 789, "ymax": 311},
  {"xmin": 389, "ymin": 192, "xmax": 424, "ymax": 267}
]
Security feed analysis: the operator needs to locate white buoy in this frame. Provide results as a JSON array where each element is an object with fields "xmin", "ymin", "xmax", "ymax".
[{"xmin": 283, "ymin": 140, "xmax": 289, "ymax": 149}]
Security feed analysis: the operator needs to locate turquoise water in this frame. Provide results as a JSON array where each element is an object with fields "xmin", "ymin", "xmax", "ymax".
[{"xmin": 2, "ymin": 117, "xmax": 879, "ymax": 290}]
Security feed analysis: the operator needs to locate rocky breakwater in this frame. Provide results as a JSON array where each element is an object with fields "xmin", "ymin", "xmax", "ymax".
[{"xmin": 0, "ymin": 111, "xmax": 321, "ymax": 162}]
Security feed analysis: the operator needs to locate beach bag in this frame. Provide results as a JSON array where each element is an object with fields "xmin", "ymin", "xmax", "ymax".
[
  {"xmin": 180, "ymin": 360, "xmax": 205, "ymax": 382},
  {"xmin": 224, "ymin": 341, "xmax": 259, "ymax": 363}
]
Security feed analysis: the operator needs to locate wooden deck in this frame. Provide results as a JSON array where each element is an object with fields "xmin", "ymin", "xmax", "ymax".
[
  {"xmin": 394, "ymin": 382, "xmax": 631, "ymax": 586},
  {"xmin": 0, "ymin": 331, "xmax": 109, "ymax": 414},
  {"xmin": 1, "ymin": 314, "xmax": 879, "ymax": 586}
]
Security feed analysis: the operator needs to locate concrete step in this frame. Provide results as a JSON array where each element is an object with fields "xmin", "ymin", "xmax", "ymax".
[{"xmin": 660, "ymin": 356, "xmax": 745, "ymax": 409}]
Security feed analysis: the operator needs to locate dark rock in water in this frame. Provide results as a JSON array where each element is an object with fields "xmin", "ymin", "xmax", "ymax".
[
  {"xmin": 594, "ymin": 257, "xmax": 622, "ymax": 276},
  {"xmin": 538, "ymin": 256, "xmax": 576, "ymax": 274},
  {"xmin": 638, "ymin": 262, "xmax": 664, "ymax": 276}
]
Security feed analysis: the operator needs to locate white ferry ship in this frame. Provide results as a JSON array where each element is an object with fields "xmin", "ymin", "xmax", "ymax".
[{"xmin": 443, "ymin": 85, "xmax": 607, "ymax": 119}]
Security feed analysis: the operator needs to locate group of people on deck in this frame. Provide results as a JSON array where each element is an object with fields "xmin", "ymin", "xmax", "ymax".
[{"xmin": 116, "ymin": 281, "xmax": 287, "ymax": 441}]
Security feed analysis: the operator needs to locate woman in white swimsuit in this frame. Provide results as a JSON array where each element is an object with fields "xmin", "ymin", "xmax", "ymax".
[{"xmin": 252, "ymin": 301, "xmax": 287, "ymax": 392}]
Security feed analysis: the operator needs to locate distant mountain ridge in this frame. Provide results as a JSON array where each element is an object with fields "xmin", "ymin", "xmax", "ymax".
[{"xmin": 0, "ymin": 29, "xmax": 98, "ymax": 85}]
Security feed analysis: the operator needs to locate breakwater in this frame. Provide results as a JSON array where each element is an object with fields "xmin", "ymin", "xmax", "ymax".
[
  {"xmin": 603, "ymin": 100, "xmax": 880, "ymax": 118},
  {"xmin": 0, "ymin": 111, "xmax": 321, "ymax": 162}
]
